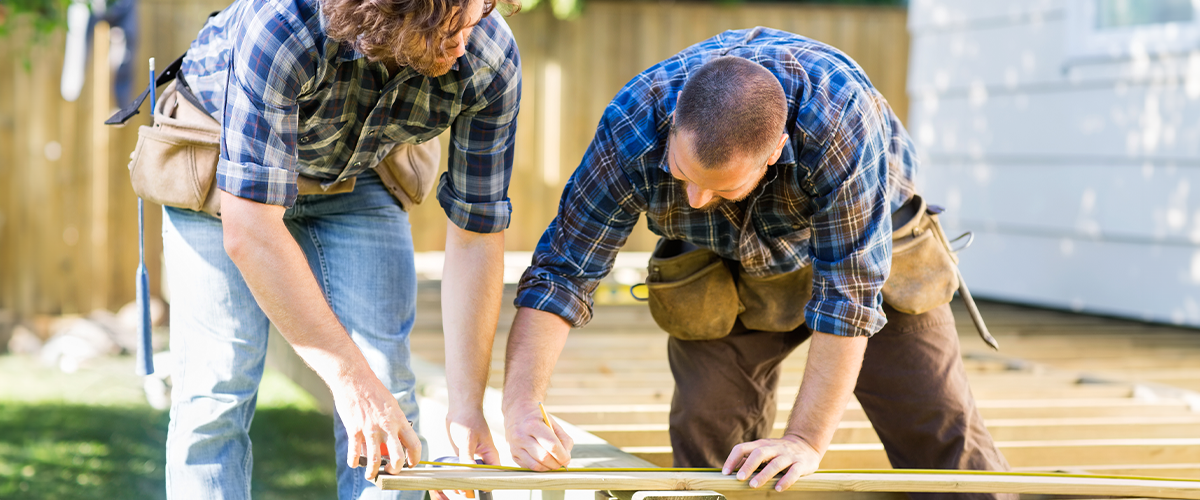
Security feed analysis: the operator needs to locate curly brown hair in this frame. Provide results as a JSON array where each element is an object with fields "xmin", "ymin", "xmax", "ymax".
[{"xmin": 322, "ymin": 0, "xmax": 519, "ymax": 72}]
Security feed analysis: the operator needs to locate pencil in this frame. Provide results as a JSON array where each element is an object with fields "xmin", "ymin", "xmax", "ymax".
[{"xmin": 538, "ymin": 402, "xmax": 552, "ymax": 429}]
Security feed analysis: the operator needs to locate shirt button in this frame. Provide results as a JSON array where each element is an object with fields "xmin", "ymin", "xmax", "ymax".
[
  {"xmin": 300, "ymin": 136, "xmax": 309, "ymax": 143},
  {"xmin": 353, "ymin": 162, "xmax": 362, "ymax": 168}
]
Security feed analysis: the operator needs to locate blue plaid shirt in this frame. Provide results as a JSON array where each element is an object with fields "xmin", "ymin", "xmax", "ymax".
[
  {"xmin": 181, "ymin": 0, "xmax": 521, "ymax": 233},
  {"xmin": 515, "ymin": 28, "xmax": 918, "ymax": 337}
]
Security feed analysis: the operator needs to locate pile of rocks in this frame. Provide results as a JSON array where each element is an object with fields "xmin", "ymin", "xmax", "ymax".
[{"xmin": 3, "ymin": 299, "xmax": 167, "ymax": 373}]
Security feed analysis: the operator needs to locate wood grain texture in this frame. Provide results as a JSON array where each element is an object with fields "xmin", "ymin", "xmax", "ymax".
[
  {"xmin": 375, "ymin": 470, "xmax": 1200, "ymax": 498},
  {"xmin": 405, "ymin": 297, "xmax": 1200, "ymax": 485}
]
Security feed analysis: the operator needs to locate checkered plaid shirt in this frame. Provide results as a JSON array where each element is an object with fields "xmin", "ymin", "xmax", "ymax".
[
  {"xmin": 515, "ymin": 28, "xmax": 917, "ymax": 337},
  {"xmin": 181, "ymin": 0, "xmax": 521, "ymax": 233}
]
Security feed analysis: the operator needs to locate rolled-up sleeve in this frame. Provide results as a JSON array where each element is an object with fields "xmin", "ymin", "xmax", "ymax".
[
  {"xmin": 514, "ymin": 115, "xmax": 643, "ymax": 327},
  {"xmin": 804, "ymin": 87, "xmax": 893, "ymax": 338},
  {"xmin": 217, "ymin": 0, "xmax": 316, "ymax": 207},
  {"xmin": 438, "ymin": 30, "xmax": 522, "ymax": 234}
]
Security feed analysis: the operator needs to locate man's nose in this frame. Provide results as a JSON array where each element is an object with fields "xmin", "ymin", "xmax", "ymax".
[
  {"xmin": 687, "ymin": 184, "xmax": 712, "ymax": 209},
  {"xmin": 446, "ymin": 33, "xmax": 467, "ymax": 58}
]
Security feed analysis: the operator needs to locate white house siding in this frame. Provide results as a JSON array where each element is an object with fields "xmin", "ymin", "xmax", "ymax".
[{"xmin": 908, "ymin": 0, "xmax": 1200, "ymax": 324}]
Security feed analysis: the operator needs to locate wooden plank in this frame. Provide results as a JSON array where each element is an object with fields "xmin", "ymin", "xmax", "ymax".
[
  {"xmin": 626, "ymin": 438, "xmax": 1200, "ymax": 470},
  {"xmin": 411, "ymin": 354, "xmax": 660, "ymax": 471},
  {"xmin": 0, "ymin": 31, "xmax": 13, "ymax": 316},
  {"xmin": 375, "ymin": 469, "xmax": 1200, "ymax": 499},
  {"xmin": 91, "ymin": 21, "xmax": 111, "ymax": 311},
  {"xmin": 723, "ymin": 492, "xmax": 904, "ymax": 500},
  {"xmin": 546, "ymin": 397, "xmax": 1193, "ymax": 426},
  {"xmin": 541, "ymin": 385, "xmax": 1139, "ymax": 406},
  {"xmin": 1021, "ymin": 463, "xmax": 1200, "ymax": 480},
  {"xmin": 584, "ymin": 416, "xmax": 1200, "ymax": 447}
]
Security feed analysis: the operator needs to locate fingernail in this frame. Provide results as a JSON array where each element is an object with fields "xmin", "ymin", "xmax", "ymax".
[
  {"xmin": 737, "ymin": 472, "xmax": 745, "ymax": 480},
  {"xmin": 750, "ymin": 481, "xmax": 758, "ymax": 488}
]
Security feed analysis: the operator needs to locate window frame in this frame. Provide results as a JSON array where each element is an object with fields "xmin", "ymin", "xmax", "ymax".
[{"xmin": 1066, "ymin": 0, "xmax": 1200, "ymax": 61}]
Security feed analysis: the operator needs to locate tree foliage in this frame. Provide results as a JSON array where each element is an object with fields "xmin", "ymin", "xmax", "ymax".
[{"xmin": 0, "ymin": 0, "xmax": 69, "ymax": 38}]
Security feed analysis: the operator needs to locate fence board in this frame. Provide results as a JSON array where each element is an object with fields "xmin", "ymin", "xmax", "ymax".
[{"xmin": 0, "ymin": 1, "xmax": 909, "ymax": 318}]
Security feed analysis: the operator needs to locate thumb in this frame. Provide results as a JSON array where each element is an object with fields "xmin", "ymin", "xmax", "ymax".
[
  {"xmin": 474, "ymin": 430, "xmax": 501, "ymax": 466},
  {"xmin": 459, "ymin": 432, "xmax": 478, "ymax": 464},
  {"xmin": 447, "ymin": 419, "xmax": 466, "ymax": 458}
]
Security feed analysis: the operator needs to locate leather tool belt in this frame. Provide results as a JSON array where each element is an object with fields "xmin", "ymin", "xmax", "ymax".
[
  {"xmin": 108, "ymin": 55, "xmax": 440, "ymax": 217},
  {"xmin": 641, "ymin": 194, "xmax": 973, "ymax": 342}
]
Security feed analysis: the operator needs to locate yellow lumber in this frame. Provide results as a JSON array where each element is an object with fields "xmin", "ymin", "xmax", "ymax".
[{"xmin": 374, "ymin": 470, "xmax": 1200, "ymax": 499}]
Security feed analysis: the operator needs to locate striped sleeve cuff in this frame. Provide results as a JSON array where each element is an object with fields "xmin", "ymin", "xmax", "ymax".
[
  {"xmin": 514, "ymin": 266, "xmax": 597, "ymax": 327},
  {"xmin": 436, "ymin": 172, "xmax": 512, "ymax": 234},
  {"xmin": 216, "ymin": 158, "xmax": 298, "ymax": 206}
]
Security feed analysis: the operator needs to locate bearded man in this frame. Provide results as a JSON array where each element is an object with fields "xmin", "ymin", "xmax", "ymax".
[{"xmin": 164, "ymin": 0, "xmax": 521, "ymax": 497}]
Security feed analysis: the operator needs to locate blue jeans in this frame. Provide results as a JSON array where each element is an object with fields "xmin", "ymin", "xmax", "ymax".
[{"xmin": 163, "ymin": 171, "xmax": 425, "ymax": 500}]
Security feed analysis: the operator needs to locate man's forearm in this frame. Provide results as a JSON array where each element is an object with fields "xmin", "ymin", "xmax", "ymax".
[
  {"xmin": 441, "ymin": 222, "xmax": 506, "ymax": 413},
  {"xmin": 220, "ymin": 190, "xmax": 369, "ymax": 381},
  {"xmin": 502, "ymin": 307, "xmax": 572, "ymax": 414},
  {"xmin": 783, "ymin": 331, "xmax": 868, "ymax": 454}
]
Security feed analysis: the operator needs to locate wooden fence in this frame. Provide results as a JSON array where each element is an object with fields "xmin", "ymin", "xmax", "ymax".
[{"xmin": 0, "ymin": 0, "xmax": 909, "ymax": 318}]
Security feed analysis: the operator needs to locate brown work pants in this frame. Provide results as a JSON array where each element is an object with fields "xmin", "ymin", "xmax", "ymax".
[{"xmin": 667, "ymin": 303, "xmax": 1015, "ymax": 500}]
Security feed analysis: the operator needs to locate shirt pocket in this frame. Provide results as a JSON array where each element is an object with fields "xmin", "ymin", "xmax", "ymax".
[
  {"xmin": 297, "ymin": 119, "xmax": 349, "ymax": 167},
  {"xmin": 755, "ymin": 202, "xmax": 810, "ymax": 240},
  {"xmin": 382, "ymin": 122, "xmax": 444, "ymax": 147}
]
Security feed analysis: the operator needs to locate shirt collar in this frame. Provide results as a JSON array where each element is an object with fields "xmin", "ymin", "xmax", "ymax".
[{"xmin": 334, "ymin": 42, "xmax": 462, "ymax": 72}]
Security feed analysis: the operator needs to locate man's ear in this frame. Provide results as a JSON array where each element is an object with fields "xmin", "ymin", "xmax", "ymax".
[
  {"xmin": 670, "ymin": 91, "xmax": 684, "ymax": 126},
  {"xmin": 768, "ymin": 132, "xmax": 789, "ymax": 165}
]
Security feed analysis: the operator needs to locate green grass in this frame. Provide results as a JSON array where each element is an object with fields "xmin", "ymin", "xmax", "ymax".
[{"xmin": 0, "ymin": 355, "xmax": 337, "ymax": 499}]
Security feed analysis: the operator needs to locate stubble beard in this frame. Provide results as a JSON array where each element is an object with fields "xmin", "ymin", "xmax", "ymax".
[{"xmin": 397, "ymin": 37, "xmax": 457, "ymax": 77}]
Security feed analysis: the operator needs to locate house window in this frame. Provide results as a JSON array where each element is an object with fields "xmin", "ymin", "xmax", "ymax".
[
  {"xmin": 1096, "ymin": 0, "xmax": 1194, "ymax": 29},
  {"xmin": 1067, "ymin": 0, "xmax": 1200, "ymax": 61}
]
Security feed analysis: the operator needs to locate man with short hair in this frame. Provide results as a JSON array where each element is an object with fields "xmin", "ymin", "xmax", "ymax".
[
  {"xmin": 164, "ymin": 0, "xmax": 521, "ymax": 497},
  {"xmin": 502, "ymin": 28, "xmax": 1013, "ymax": 499}
]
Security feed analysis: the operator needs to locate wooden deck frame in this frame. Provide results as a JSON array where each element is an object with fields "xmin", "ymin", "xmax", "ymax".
[
  {"xmin": 375, "ymin": 470, "xmax": 1200, "ymax": 499},
  {"xmin": 406, "ymin": 298, "xmax": 1200, "ymax": 497}
]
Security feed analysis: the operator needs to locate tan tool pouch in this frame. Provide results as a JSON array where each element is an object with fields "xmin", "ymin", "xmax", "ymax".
[
  {"xmin": 128, "ymin": 80, "xmax": 223, "ymax": 216},
  {"xmin": 641, "ymin": 194, "xmax": 963, "ymax": 339},
  {"xmin": 736, "ymin": 265, "xmax": 812, "ymax": 333},
  {"xmin": 645, "ymin": 239, "xmax": 742, "ymax": 341},
  {"xmin": 881, "ymin": 194, "xmax": 960, "ymax": 315},
  {"xmin": 127, "ymin": 82, "xmax": 440, "ymax": 217},
  {"xmin": 374, "ymin": 139, "xmax": 442, "ymax": 212}
]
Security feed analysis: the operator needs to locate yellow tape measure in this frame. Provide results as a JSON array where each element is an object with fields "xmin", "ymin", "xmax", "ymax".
[{"xmin": 415, "ymin": 461, "xmax": 1200, "ymax": 483}]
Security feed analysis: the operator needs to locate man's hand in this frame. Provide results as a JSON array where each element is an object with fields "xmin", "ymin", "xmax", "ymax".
[
  {"xmin": 432, "ymin": 410, "xmax": 501, "ymax": 500},
  {"xmin": 438, "ymin": 220, "xmax": 505, "ymax": 498},
  {"xmin": 331, "ymin": 374, "xmax": 422, "ymax": 481},
  {"xmin": 722, "ymin": 435, "xmax": 821, "ymax": 491},
  {"xmin": 722, "ymin": 332, "xmax": 866, "ymax": 492},
  {"xmin": 501, "ymin": 307, "xmax": 573, "ymax": 469},
  {"xmin": 448, "ymin": 410, "xmax": 501, "ymax": 466},
  {"xmin": 219, "ymin": 191, "xmax": 421, "ymax": 481},
  {"xmin": 503, "ymin": 402, "xmax": 573, "ymax": 470}
]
